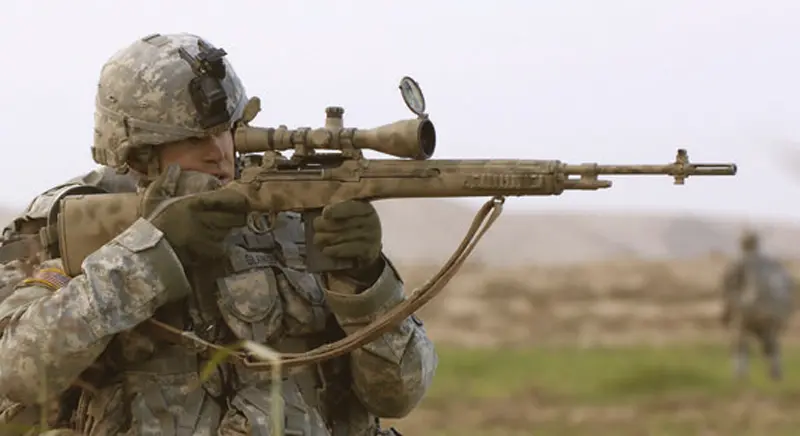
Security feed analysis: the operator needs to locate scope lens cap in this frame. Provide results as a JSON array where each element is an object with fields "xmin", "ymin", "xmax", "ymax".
[{"xmin": 399, "ymin": 76, "xmax": 426, "ymax": 116}]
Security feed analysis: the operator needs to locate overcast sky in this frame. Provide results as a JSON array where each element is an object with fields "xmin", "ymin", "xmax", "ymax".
[{"xmin": 1, "ymin": 0, "xmax": 799, "ymax": 222}]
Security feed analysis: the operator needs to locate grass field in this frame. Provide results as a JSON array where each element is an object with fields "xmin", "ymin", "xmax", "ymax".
[
  {"xmin": 383, "ymin": 257, "xmax": 800, "ymax": 435},
  {"xmin": 386, "ymin": 345, "xmax": 800, "ymax": 435}
]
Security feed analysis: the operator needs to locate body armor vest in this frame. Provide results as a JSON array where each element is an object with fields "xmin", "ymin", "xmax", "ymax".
[{"xmin": 71, "ymin": 212, "xmax": 384, "ymax": 436}]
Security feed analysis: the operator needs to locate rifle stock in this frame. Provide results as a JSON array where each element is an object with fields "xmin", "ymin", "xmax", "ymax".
[{"xmin": 58, "ymin": 192, "xmax": 141, "ymax": 276}]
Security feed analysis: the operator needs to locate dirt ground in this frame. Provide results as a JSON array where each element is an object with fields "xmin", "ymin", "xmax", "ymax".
[{"xmin": 384, "ymin": 255, "xmax": 800, "ymax": 435}]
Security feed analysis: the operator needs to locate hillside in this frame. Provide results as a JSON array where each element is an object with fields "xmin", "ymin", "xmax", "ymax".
[{"xmin": 393, "ymin": 255, "xmax": 800, "ymax": 348}]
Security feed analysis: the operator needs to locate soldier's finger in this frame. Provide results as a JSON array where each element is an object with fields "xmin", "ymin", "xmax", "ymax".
[
  {"xmin": 194, "ymin": 189, "xmax": 251, "ymax": 212},
  {"xmin": 151, "ymin": 164, "xmax": 183, "ymax": 198},
  {"xmin": 321, "ymin": 241, "xmax": 368, "ymax": 258},
  {"xmin": 312, "ymin": 214, "xmax": 374, "ymax": 233},
  {"xmin": 321, "ymin": 200, "xmax": 375, "ymax": 220},
  {"xmin": 312, "ymin": 229, "xmax": 368, "ymax": 248},
  {"xmin": 197, "ymin": 211, "xmax": 248, "ymax": 229},
  {"xmin": 175, "ymin": 170, "xmax": 223, "ymax": 195},
  {"xmin": 141, "ymin": 164, "xmax": 184, "ymax": 212}
]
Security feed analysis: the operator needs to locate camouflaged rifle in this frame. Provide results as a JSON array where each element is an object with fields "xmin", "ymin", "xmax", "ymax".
[{"xmin": 50, "ymin": 76, "xmax": 737, "ymax": 369}]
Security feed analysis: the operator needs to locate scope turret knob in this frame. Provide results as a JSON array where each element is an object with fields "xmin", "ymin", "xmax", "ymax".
[{"xmin": 325, "ymin": 106, "xmax": 344, "ymax": 118}]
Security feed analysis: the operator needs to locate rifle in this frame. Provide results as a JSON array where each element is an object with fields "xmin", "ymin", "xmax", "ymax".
[{"xmin": 53, "ymin": 76, "xmax": 738, "ymax": 369}]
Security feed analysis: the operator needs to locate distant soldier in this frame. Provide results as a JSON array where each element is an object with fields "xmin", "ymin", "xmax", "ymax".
[{"xmin": 720, "ymin": 230, "xmax": 795, "ymax": 381}]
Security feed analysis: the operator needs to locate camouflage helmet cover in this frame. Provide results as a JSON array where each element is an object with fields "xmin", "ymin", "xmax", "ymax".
[
  {"xmin": 91, "ymin": 32, "xmax": 248, "ymax": 170},
  {"xmin": 740, "ymin": 229, "xmax": 759, "ymax": 251}
]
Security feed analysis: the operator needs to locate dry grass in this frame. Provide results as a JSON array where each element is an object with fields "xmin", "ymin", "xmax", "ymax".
[
  {"xmin": 396, "ymin": 255, "xmax": 800, "ymax": 348},
  {"xmin": 382, "ymin": 255, "xmax": 800, "ymax": 435}
]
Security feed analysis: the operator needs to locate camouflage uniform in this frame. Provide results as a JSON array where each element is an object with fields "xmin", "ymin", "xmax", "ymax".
[
  {"xmin": 0, "ymin": 167, "xmax": 139, "ymax": 435},
  {"xmin": 0, "ymin": 33, "xmax": 437, "ymax": 435},
  {"xmin": 720, "ymin": 230, "xmax": 794, "ymax": 381},
  {"xmin": 0, "ymin": 166, "xmax": 139, "ymax": 295}
]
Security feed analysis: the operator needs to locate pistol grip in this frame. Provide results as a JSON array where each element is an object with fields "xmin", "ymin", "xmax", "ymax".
[{"xmin": 302, "ymin": 208, "xmax": 358, "ymax": 273}]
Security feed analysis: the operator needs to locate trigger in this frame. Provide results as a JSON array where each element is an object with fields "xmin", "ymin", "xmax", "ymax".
[{"xmin": 246, "ymin": 211, "xmax": 274, "ymax": 234}]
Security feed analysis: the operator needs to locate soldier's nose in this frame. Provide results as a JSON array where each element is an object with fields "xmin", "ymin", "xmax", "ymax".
[{"xmin": 202, "ymin": 137, "xmax": 225, "ymax": 163}]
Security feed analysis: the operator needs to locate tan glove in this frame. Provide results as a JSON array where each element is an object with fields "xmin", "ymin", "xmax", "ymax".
[
  {"xmin": 312, "ymin": 200, "xmax": 384, "ymax": 285},
  {"xmin": 141, "ymin": 165, "xmax": 250, "ymax": 263}
]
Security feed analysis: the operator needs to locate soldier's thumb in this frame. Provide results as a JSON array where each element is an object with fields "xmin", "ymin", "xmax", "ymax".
[
  {"xmin": 149, "ymin": 164, "xmax": 183, "ymax": 199},
  {"xmin": 140, "ymin": 164, "xmax": 183, "ymax": 218}
]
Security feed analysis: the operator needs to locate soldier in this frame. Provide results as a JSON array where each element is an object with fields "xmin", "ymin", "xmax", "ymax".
[
  {"xmin": 720, "ymin": 229, "xmax": 794, "ymax": 381},
  {"xmin": 0, "ymin": 167, "xmax": 140, "ymax": 435},
  {"xmin": 0, "ymin": 32, "xmax": 437, "ymax": 435}
]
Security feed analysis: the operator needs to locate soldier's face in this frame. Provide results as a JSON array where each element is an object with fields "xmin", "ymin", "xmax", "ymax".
[{"xmin": 158, "ymin": 131, "xmax": 235, "ymax": 184}]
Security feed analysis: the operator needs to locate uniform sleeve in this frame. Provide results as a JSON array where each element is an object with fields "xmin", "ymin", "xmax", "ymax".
[
  {"xmin": 322, "ymin": 254, "xmax": 438, "ymax": 418},
  {"xmin": 0, "ymin": 218, "xmax": 192, "ymax": 405},
  {"xmin": 0, "ymin": 259, "xmax": 29, "ymax": 303}
]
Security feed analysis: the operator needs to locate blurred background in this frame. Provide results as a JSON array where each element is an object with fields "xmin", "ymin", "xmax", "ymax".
[{"xmin": 3, "ymin": 1, "xmax": 800, "ymax": 434}]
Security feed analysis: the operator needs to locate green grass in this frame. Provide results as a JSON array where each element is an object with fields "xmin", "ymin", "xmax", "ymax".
[
  {"xmin": 427, "ymin": 344, "xmax": 800, "ymax": 401},
  {"xmin": 8, "ymin": 344, "xmax": 798, "ymax": 435},
  {"xmin": 388, "ymin": 344, "xmax": 800, "ymax": 435}
]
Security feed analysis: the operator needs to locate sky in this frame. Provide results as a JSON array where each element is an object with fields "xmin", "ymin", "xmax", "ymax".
[{"xmin": 1, "ymin": 0, "xmax": 800, "ymax": 222}]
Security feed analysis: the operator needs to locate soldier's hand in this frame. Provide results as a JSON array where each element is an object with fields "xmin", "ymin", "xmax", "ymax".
[
  {"xmin": 143, "ymin": 165, "xmax": 250, "ymax": 263},
  {"xmin": 140, "ymin": 165, "xmax": 224, "ymax": 217},
  {"xmin": 312, "ymin": 200, "xmax": 384, "ymax": 283}
]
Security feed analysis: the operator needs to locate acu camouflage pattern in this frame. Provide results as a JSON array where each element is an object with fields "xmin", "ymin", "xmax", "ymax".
[
  {"xmin": 0, "ymin": 166, "xmax": 139, "ymax": 298},
  {"xmin": 91, "ymin": 32, "xmax": 248, "ymax": 169},
  {"xmin": 0, "ymin": 166, "xmax": 139, "ymax": 435},
  {"xmin": 1, "ymin": 167, "xmax": 139, "ymax": 237},
  {"xmin": 0, "ymin": 169, "xmax": 437, "ymax": 435}
]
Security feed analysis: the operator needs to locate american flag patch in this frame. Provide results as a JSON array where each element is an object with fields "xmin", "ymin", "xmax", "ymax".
[{"xmin": 21, "ymin": 267, "xmax": 71, "ymax": 291}]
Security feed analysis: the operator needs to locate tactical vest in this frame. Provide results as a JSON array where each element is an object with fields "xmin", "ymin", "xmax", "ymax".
[
  {"xmin": 71, "ymin": 212, "xmax": 385, "ymax": 436},
  {"xmin": 1, "ymin": 166, "xmax": 396, "ymax": 435}
]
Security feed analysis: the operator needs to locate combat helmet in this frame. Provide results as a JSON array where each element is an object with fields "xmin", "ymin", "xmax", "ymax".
[
  {"xmin": 740, "ymin": 229, "xmax": 759, "ymax": 252},
  {"xmin": 91, "ymin": 32, "xmax": 250, "ymax": 177}
]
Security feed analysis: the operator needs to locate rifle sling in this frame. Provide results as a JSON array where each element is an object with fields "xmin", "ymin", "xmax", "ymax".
[{"xmin": 140, "ymin": 195, "xmax": 506, "ymax": 371}]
